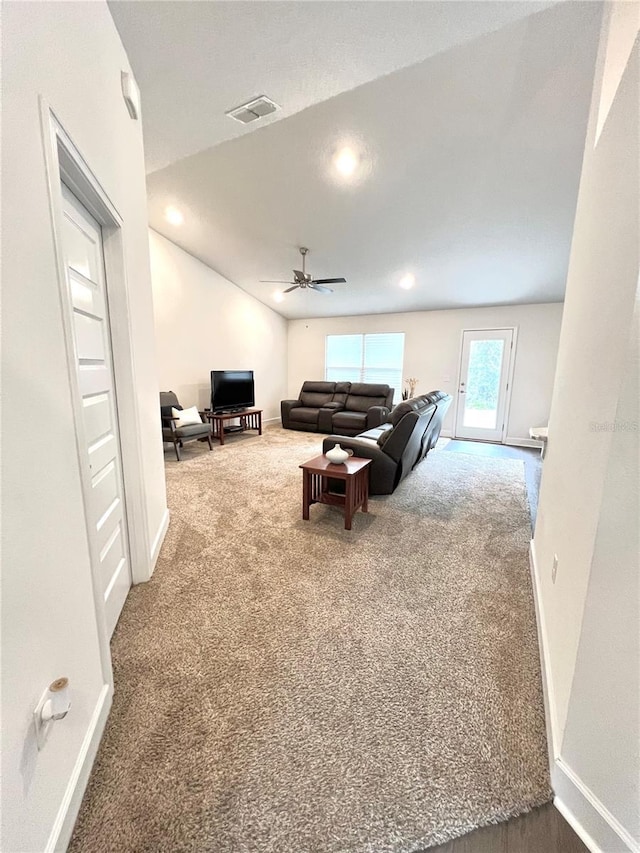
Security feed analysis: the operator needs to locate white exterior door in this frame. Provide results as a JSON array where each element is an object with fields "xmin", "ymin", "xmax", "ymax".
[
  {"xmin": 455, "ymin": 329, "xmax": 514, "ymax": 442},
  {"xmin": 61, "ymin": 184, "xmax": 132, "ymax": 636}
]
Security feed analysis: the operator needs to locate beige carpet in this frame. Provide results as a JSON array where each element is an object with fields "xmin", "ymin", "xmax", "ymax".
[{"xmin": 70, "ymin": 427, "xmax": 551, "ymax": 853}]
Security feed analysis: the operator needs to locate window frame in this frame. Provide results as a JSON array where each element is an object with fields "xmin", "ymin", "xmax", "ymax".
[{"xmin": 324, "ymin": 332, "xmax": 405, "ymax": 401}]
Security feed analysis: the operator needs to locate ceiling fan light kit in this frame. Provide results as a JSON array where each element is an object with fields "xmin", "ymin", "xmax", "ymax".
[{"xmin": 260, "ymin": 247, "xmax": 346, "ymax": 295}]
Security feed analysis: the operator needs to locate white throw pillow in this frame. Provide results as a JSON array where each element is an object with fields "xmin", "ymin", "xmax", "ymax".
[{"xmin": 171, "ymin": 406, "xmax": 202, "ymax": 427}]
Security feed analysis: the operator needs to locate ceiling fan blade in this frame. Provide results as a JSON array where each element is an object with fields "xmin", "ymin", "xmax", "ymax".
[
  {"xmin": 283, "ymin": 284, "xmax": 300, "ymax": 293},
  {"xmin": 260, "ymin": 280, "xmax": 295, "ymax": 284},
  {"xmin": 311, "ymin": 277, "xmax": 347, "ymax": 285},
  {"xmin": 309, "ymin": 283, "xmax": 333, "ymax": 294}
]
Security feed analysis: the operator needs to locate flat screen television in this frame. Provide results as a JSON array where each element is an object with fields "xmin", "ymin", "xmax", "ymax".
[{"xmin": 211, "ymin": 370, "xmax": 255, "ymax": 412}]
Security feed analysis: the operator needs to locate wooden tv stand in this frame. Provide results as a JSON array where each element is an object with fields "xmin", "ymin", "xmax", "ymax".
[{"xmin": 204, "ymin": 408, "xmax": 263, "ymax": 446}]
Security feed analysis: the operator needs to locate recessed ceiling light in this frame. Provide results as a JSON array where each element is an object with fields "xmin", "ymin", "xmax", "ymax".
[
  {"xmin": 399, "ymin": 273, "xmax": 416, "ymax": 290},
  {"xmin": 334, "ymin": 146, "xmax": 359, "ymax": 177},
  {"xmin": 165, "ymin": 206, "xmax": 184, "ymax": 226},
  {"xmin": 273, "ymin": 291, "xmax": 285, "ymax": 303}
]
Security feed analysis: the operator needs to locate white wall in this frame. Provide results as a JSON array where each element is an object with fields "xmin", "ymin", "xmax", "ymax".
[
  {"xmin": 560, "ymin": 302, "xmax": 639, "ymax": 846},
  {"xmin": 1, "ymin": 3, "xmax": 167, "ymax": 851},
  {"xmin": 288, "ymin": 303, "xmax": 563, "ymax": 443},
  {"xmin": 532, "ymin": 4, "xmax": 639, "ymax": 849},
  {"xmin": 149, "ymin": 230, "xmax": 288, "ymax": 421}
]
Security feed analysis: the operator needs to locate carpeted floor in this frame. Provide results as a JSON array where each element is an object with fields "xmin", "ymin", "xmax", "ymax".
[{"xmin": 70, "ymin": 427, "xmax": 551, "ymax": 853}]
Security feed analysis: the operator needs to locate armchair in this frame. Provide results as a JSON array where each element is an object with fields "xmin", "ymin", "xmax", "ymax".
[{"xmin": 160, "ymin": 391, "xmax": 213, "ymax": 461}]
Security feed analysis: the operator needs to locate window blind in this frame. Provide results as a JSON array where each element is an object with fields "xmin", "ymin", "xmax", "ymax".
[{"xmin": 325, "ymin": 333, "xmax": 404, "ymax": 400}]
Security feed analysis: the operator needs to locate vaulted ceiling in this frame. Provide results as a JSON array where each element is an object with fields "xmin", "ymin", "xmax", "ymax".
[{"xmin": 110, "ymin": 1, "xmax": 602, "ymax": 319}]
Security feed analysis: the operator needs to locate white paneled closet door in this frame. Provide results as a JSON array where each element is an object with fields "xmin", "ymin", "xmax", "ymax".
[{"xmin": 61, "ymin": 184, "xmax": 132, "ymax": 636}]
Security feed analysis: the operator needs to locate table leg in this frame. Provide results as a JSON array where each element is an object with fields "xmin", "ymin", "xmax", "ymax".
[
  {"xmin": 302, "ymin": 470, "xmax": 310, "ymax": 520},
  {"xmin": 344, "ymin": 475, "xmax": 353, "ymax": 530},
  {"xmin": 258, "ymin": 411, "xmax": 262, "ymax": 435},
  {"xmin": 362, "ymin": 471, "xmax": 369, "ymax": 513},
  {"xmin": 219, "ymin": 419, "xmax": 225, "ymax": 446}
]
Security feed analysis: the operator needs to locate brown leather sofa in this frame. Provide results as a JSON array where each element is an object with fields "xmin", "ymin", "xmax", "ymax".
[
  {"xmin": 281, "ymin": 381, "xmax": 394, "ymax": 435},
  {"xmin": 322, "ymin": 391, "xmax": 452, "ymax": 494}
]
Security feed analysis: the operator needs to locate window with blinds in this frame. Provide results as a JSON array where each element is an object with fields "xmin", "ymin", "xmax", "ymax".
[{"xmin": 325, "ymin": 333, "xmax": 405, "ymax": 400}]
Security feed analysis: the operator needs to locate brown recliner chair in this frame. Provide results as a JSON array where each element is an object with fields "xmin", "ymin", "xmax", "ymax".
[
  {"xmin": 281, "ymin": 381, "xmax": 344, "ymax": 432},
  {"xmin": 160, "ymin": 391, "xmax": 212, "ymax": 461},
  {"xmin": 329, "ymin": 383, "xmax": 395, "ymax": 436}
]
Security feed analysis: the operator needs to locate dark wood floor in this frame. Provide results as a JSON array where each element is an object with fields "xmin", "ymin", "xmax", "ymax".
[
  {"xmin": 427, "ymin": 803, "xmax": 587, "ymax": 853},
  {"xmin": 442, "ymin": 439, "xmax": 542, "ymax": 531}
]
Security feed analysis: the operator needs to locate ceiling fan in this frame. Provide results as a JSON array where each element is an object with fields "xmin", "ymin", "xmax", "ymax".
[{"xmin": 260, "ymin": 247, "xmax": 346, "ymax": 294}]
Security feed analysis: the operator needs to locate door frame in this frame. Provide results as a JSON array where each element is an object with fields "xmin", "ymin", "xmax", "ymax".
[
  {"xmin": 453, "ymin": 326, "xmax": 518, "ymax": 443},
  {"xmin": 40, "ymin": 101, "xmax": 152, "ymax": 646}
]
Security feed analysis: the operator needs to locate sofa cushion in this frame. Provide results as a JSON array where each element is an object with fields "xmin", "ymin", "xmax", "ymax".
[
  {"xmin": 161, "ymin": 404, "xmax": 181, "ymax": 419},
  {"xmin": 332, "ymin": 381, "xmax": 351, "ymax": 405},
  {"xmin": 389, "ymin": 395, "xmax": 433, "ymax": 426},
  {"xmin": 332, "ymin": 411, "xmax": 368, "ymax": 431},
  {"xmin": 174, "ymin": 423, "xmax": 210, "ymax": 438},
  {"xmin": 290, "ymin": 406, "xmax": 321, "ymax": 424},
  {"xmin": 359, "ymin": 424, "xmax": 392, "ymax": 442},
  {"xmin": 300, "ymin": 390, "xmax": 335, "ymax": 407},
  {"xmin": 377, "ymin": 428, "xmax": 393, "ymax": 448},
  {"xmin": 345, "ymin": 393, "xmax": 388, "ymax": 413},
  {"xmin": 160, "ymin": 391, "xmax": 181, "ymax": 420},
  {"xmin": 298, "ymin": 381, "xmax": 335, "ymax": 408},
  {"xmin": 389, "ymin": 401, "xmax": 414, "ymax": 426},
  {"xmin": 171, "ymin": 405, "xmax": 202, "ymax": 427},
  {"xmin": 301, "ymin": 381, "xmax": 335, "ymax": 393},
  {"xmin": 349, "ymin": 383, "xmax": 390, "ymax": 397},
  {"xmin": 160, "ymin": 391, "xmax": 180, "ymax": 410}
]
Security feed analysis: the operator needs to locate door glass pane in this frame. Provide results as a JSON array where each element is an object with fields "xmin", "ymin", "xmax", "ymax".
[{"xmin": 463, "ymin": 339, "xmax": 504, "ymax": 429}]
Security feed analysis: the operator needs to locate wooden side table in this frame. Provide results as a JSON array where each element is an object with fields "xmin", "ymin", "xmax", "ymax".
[
  {"xmin": 204, "ymin": 408, "xmax": 263, "ymax": 445},
  {"xmin": 299, "ymin": 454, "xmax": 371, "ymax": 530}
]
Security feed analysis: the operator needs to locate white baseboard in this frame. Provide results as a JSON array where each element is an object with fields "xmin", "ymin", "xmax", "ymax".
[
  {"xmin": 263, "ymin": 416, "xmax": 280, "ymax": 425},
  {"xmin": 553, "ymin": 758, "xmax": 639, "ymax": 853},
  {"xmin": 149, "ymin": 507, "xmax": 170, "ymax": 574},
  {"xmin": 440, "ymin": 431, "xmax": 541, "ymax": 449},
  {"xmin": 529, "ymin": 540, "xmax": 559, "ymax": 765},
  {"xmin": 530, "ymin": 541, "xmax": 638, "ymax": 853},
  {"xmin": 505, "ymin": 436, "xmax": 544, "ymax": 448},
  {"xmin": 47, "ymin": 684, "xmax": 111, "ymax": 852}
]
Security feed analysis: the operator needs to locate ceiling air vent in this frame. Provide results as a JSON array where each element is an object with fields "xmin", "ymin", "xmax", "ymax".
[{"xmin": 226, "ymin": 96, "xmax": 280, "ymax": 124}]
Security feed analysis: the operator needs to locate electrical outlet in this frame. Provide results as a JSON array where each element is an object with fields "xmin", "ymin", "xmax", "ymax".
[{"xmin": 552, "ymin": 554, "xmax": 558, "ymax": 584}]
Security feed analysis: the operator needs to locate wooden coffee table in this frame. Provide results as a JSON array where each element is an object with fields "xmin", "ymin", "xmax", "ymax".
[{"xmin": 299, "ymin": 454, "xmax": 372, "ymax": 530}]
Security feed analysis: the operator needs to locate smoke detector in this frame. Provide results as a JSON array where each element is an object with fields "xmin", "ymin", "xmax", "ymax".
[{"xmin": 226, "ymin": 96, "xmax": 280, "ymax": 124}]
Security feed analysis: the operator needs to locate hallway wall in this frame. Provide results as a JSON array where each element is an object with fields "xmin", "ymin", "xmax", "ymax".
[{"xmin": 1, "ymin": 3, "xmax": 168, "ymax": 850}]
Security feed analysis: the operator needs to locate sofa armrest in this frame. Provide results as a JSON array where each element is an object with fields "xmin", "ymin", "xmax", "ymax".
[
  {"xmin": 281, "ymin": 399, "xmax": 302, "ymax": 428},
  {"xmin": 366, "ymin": 405, "xmax": 391, "ymax": 429},
  {"xmin": 322, "ymin": 435, "xmax": 398, "ymax": 494},
  {"xmin": 318, "ymin": 403, "xmax": 344, "ymax": 433}
]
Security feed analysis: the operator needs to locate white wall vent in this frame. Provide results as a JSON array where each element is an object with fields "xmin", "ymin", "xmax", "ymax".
[{"xmin": 226, "ymin": 96, "xmax": 280, "ymax": 124}]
